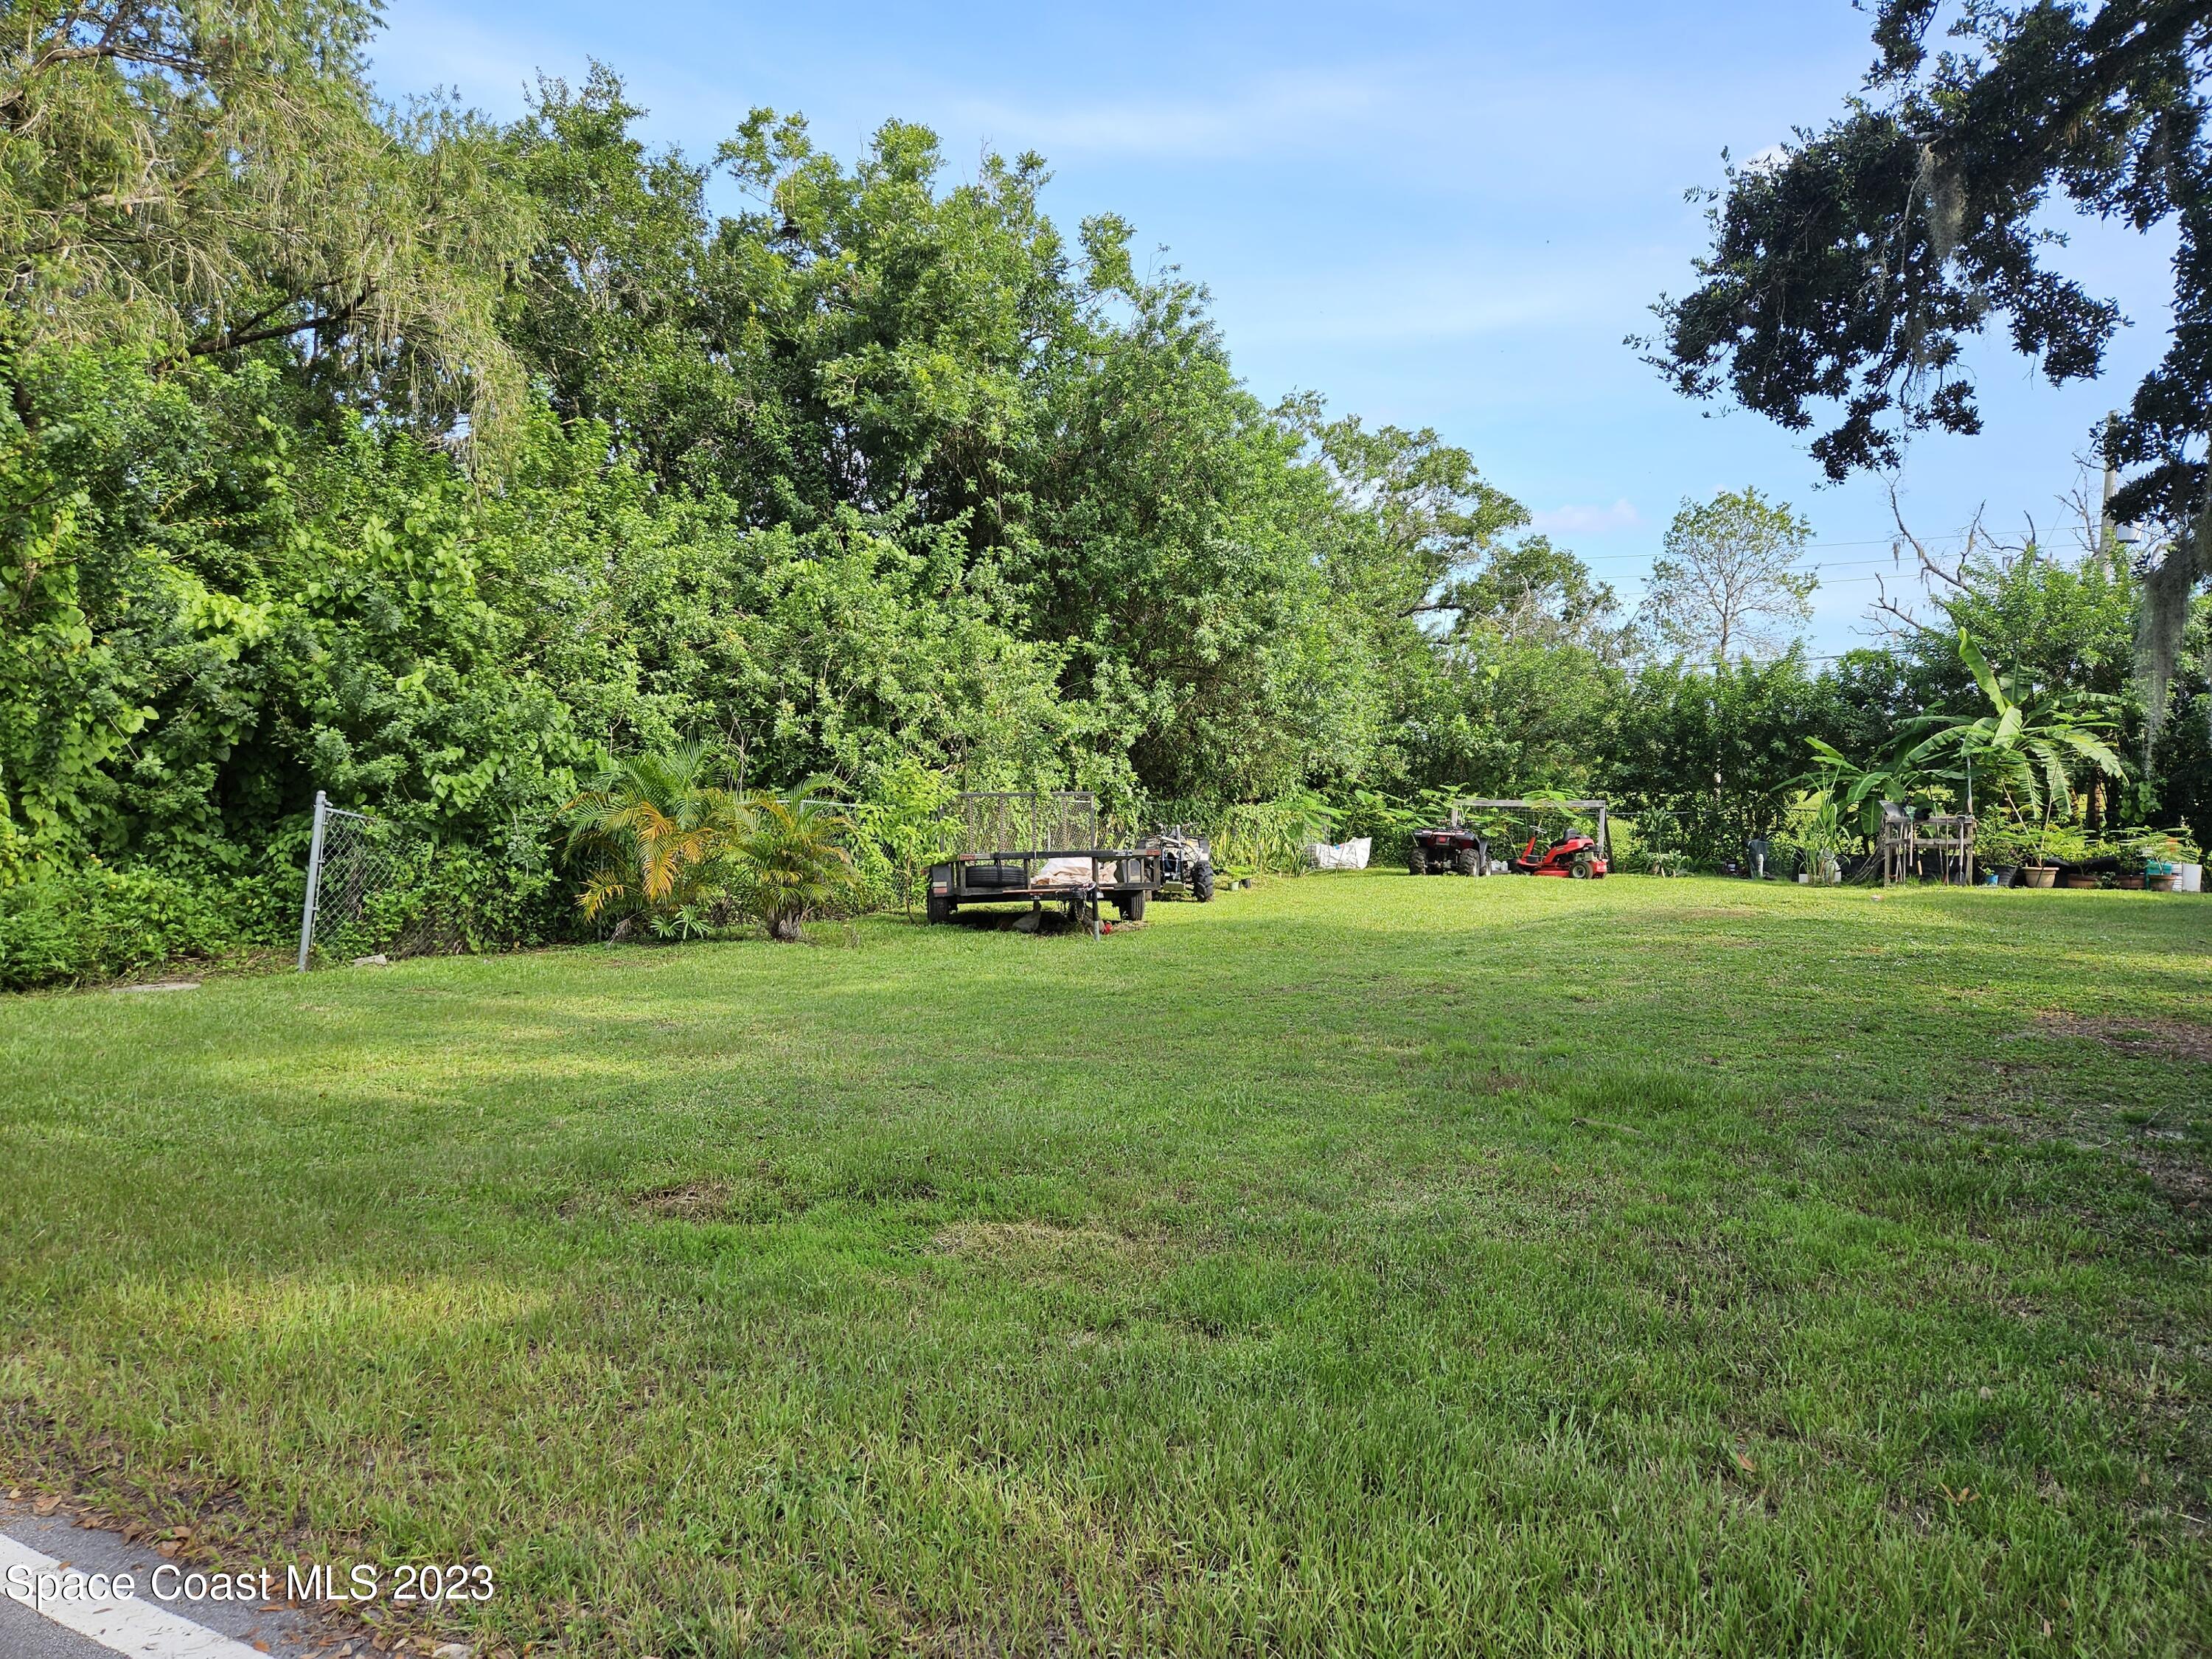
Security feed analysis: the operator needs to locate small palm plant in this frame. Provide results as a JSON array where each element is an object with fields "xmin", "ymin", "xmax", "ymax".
[
  {"xmin": 729, "ymin": 787, "xmax": 860, "ymax": 942},
  {"xmin": 563, "ymin": 746, "xmax": 747, "ymax": 939}
]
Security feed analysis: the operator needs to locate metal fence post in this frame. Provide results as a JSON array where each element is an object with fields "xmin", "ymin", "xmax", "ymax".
[{"xmin": 297, "ymin": 790, "xmax": 328, "ymax": 972}]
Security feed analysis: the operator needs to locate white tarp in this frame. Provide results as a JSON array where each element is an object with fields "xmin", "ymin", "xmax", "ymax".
[{"xmin": 1307, "ymin": 837, "xmax": 1371, "ymax": 872}]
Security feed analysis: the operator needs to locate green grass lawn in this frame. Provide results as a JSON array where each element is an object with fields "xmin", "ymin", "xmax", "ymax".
[{"xmin": 1, "ymin": 872, "xmax": 2208, "ymax": 1657}]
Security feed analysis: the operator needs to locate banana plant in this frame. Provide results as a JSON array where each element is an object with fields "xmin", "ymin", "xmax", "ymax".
[
  {"xmin": 1895, "ymin": 633, "xmax": 2126, "ymax": 830},
  {"xmin": 1801, "ymin": 631, "xmax": 2126, "ymax": 858},
  {"xmin": 1796, "ymin": 739, "xmax": 1913, "ymax": 838}
]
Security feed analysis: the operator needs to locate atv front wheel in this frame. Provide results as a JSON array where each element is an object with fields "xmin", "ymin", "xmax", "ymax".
[{"xmin": 1191, "ymin": 860, "xmax": 1216, "ymax": 902}]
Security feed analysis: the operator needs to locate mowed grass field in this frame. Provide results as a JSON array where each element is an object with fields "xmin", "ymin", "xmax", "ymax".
[{"xmin": 1, "ymin": 873, "xmax": 2208, "ymax": 1657}]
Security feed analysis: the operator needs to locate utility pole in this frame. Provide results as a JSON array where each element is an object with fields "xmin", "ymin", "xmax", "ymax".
[{"xmin": 2100, "ymin": 411, "xmax": 2124, "ymax": 568}]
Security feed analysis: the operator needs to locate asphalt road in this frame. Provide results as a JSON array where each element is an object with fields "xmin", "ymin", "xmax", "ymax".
[{"xmin": 0, "ymin": 1500, "xmax": 330, "ymax": 1658}]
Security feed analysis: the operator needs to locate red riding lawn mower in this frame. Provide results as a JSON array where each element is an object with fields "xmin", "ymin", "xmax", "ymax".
[
  {"xmin": 1408, "ymin": 798, "xmax": 1613, "ymax": 880},
  {"xmin": 1508, "ymin": 831, "xmax": 1607, "ymax": 879}
]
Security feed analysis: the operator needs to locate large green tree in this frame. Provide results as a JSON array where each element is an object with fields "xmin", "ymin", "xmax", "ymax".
[
  {"xmin": 0, "ymin": 0, "xmax": 529, "ymax": 439},
  {"xmin": 1, "ymin": 18, "xmax": 1680, "ymax": 973},
  {"xmin": 1644, "ymin": 1, "xmax": 2212, "ymax": 721},
  {"xmin": 1639, "ymin": 487, "xmax": 1817, "ymax": 662}
]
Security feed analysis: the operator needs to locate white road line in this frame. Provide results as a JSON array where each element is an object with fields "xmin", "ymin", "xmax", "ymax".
[{"xmin": 0, "ymin": 1531, "xmax": 268, "ymax": 1658}]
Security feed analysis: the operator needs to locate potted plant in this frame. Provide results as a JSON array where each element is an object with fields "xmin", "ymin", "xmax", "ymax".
[
  {"xmin": 2022, "ymin": 819, "xmax": 2088, "ymax": 887},
  {"xmin": 1784, "ymin": 788, "xmax": 1850, "ymax": 885},
  {"xmin": 2130, "ymin": 828, "xmax": 2199, "ymax": 893},
  {"xmin": 1989, "ymin": 815, "xmax": 2065, "ymax": 886},
  {"xmin": 1901, "ymin": 632, "xmax": 2124, "ymax": 890},
  {"xmin": 2172, "ymin": 827, "xmax": 2205, "ymax": 894},
  {"xmin": 2111, "ymin": 838, "xmax": 2148, "ymax": 890},
  {"xmin": 1973, "ymin": 819, "xmax": 2030, "ymax": 887}
]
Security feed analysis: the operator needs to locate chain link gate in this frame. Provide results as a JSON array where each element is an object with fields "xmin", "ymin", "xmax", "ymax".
[{"xmin": 296, "ymin": 791, "xmax": 439, "ymax": 969}]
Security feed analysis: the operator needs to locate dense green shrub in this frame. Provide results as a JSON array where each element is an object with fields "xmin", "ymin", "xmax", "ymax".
[{"xmin": 0, "ymin": 866, "xmax": 257, "ymax": 990}]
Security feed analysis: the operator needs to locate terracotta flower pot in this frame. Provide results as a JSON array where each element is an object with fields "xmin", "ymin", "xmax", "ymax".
[
  {"xmin": 2019, "ymin": 866, "xmax": 2057, "ymax": 888},
  {"xmin": 2116, "ymin": 874, "xmax": 2146, "ymax": 890},
  {"xmin": 2149, "ymin": 873, "xmax": 2180, "ymax": 893},
  {"xmin": 2058, "ymin": 872, "xmax": 2099, "ymax": 889}
]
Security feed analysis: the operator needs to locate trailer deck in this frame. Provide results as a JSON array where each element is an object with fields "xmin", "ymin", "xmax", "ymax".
[{"xmin": 925, "ymin": 794, "xmax": 1161, "ymax": 933}]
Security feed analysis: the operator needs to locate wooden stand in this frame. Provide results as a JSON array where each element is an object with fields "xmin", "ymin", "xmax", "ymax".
[{"xmin": 1879, "ymin": 813, "xmax": 1976, "ymax": 886}]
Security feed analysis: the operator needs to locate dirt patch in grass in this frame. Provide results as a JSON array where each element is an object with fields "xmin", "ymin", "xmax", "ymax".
[
  {"xmin": 2031, "ymin": 1012, "xmax": 2212, "ymax": 1064},
  {"xmin": 632, "ymin": 1180, "xmax": 734, "ymax": 1220},
  {"xmin": 2137, "ymin": 1152, "xmax": 2212, "ymax": 1214},
  {"xmin": 1932, "ymin": 1074, "xmax": 2208, "ymax": 1225}
]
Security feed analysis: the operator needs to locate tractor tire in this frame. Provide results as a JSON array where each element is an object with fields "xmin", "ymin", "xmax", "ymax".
[
  {"xmin": 1453, "ymin": 848, "xmax": 1478, "ymax": 877},
  {"xmin": 1116, "ymin": 888, "xmax": 1148, "ymax": 922},
  {"xmin": 925, "ymin": 892, "xmax": 953, "ymax": 924},
  {"xmin": 1192, "ymin": 860, "xmax": 1217, "ymax": 902},
  {"xmin": 1570, "ymin": 853, "xmax": 1597, "ymax": 880}
]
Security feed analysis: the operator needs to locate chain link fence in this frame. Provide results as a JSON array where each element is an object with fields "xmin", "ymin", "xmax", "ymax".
[{"xmin": 296, "ymin": 792, "xmax": 443, "ymax": 969}]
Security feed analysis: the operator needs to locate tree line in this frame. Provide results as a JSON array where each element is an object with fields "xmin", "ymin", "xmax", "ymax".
[{"xmin": 1, "ymin": 1, "xmax": 2206, "ymax": 984}]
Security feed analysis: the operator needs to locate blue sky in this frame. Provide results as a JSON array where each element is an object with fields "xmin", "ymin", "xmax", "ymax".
[{"xmin": 372, "ymin": 0, "xmax": 2178, "ymax": 654}]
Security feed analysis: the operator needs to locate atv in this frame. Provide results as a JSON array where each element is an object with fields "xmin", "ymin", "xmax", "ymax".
[
  {"xmin": 1147, "ymin": 825, "xmax": 1216, "ymax": 901},
  {"xmin": 1409, "ymin": 810, "xmax": 1490, "ymax": 876},
  {"xmin": 1508, "ymin": 831, "xmax": 1607, "ymax": 879}
]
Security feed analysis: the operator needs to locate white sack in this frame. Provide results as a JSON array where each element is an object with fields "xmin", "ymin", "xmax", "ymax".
[{"xmin": 1307, "ymin": 837, "xmax": 1371, "ymax": 872}]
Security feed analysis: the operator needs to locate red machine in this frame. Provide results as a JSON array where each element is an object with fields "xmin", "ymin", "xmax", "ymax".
[{"xmin": 1509, "ymin": 832, "xmax": 1607, "ymax": 879}]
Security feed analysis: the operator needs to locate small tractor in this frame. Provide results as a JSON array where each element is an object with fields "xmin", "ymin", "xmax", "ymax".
[
  {"xmin": 1409, "ymin": 809, "xmax": 1490, "ymax": 876},
  {"xmin": 1508, "ymin": 830, "xmax": 1607, "ymax": 878},
  {"xmin": 1147, "ymin": 825, "xmax": 1217, "ymax": 900}
]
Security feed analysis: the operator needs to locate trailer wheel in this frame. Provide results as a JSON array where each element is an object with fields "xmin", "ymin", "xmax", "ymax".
[
  {"xmin": 1192, "ymin": 860, "xmax": 1216, "ymax": 902},
  {"xmin": 925, "ymin": 893, "xmax": 953, "ymax": 924},
  {"xmin": 1453, "ymin": 848, "xmax": 1478, "ymax": 877},
  {"xmin": 1115, "ymin": 888, "xmax": 1148, "ymax": 922}
]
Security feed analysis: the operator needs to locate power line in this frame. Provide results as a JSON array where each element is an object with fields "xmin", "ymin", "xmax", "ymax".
[
  {"xmin": 1558, "ymin": 529, "xmax": 1988, "ymax": 569},
  {"xmin": 1576, "ymin": 553, "xmax": 1939, "ymax": 576},
  {"xmin": 1554, "ymin": 531, "xmax": 1974, "ymax": 565}
]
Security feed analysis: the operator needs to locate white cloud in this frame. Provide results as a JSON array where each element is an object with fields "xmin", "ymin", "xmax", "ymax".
[{"xmin": 1530, "ymin": 499, "xmax": 1642, "ymax": 535}]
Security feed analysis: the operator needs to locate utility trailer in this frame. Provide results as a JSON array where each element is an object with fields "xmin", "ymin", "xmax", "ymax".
[{"xmin": 925, "ymin": 792, "xmax": 1161, "ymax": 933}]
